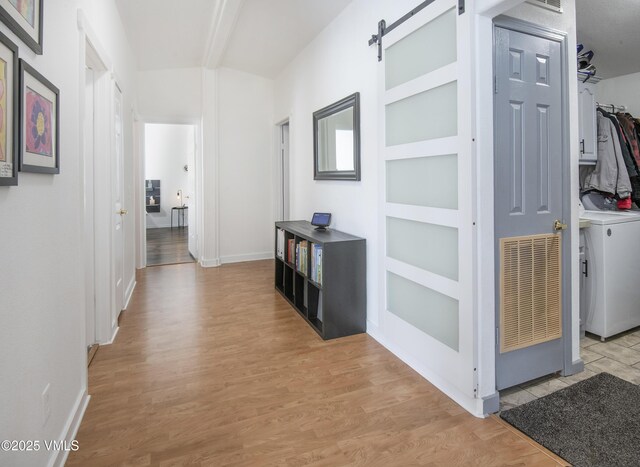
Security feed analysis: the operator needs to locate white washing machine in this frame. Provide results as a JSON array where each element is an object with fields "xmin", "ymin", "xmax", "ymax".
[{"xmin": 581, "ymin": 210, "xmax": 640, "ymax": 339}]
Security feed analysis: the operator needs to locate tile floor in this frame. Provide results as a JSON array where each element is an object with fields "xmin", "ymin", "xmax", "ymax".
[{"xmin": 499, "ymin": 327, "xmax": 640, "ymax": 411}]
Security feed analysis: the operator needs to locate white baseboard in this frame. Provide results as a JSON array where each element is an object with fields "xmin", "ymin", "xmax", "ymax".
[
  {"xmin": 101, "ymin": 325, "xmax": 119, "ymax": 345},
  {"xmin": 200, "ymin": 257, "xmax": 221, "ymax": 268},
  {"xmin": 220, "ymin": 251, "xmax": 273, "ymax": 264},
  {"xmin": 124, "ymin": 279, "xmax": 136, "ymax": 310},
  {"xmin": 49, "ymin": 390, "xmax": 90, "ymax": 467},
  {"xmin": 366, "ymin": 321, "xmax": 486, "ymax": 418}
]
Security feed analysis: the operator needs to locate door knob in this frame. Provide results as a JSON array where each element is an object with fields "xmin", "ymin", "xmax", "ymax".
[
  {"xmin": 119, "ymin": 209, "xmax": 128, "ymax": 215},
  {"xmin": 553, "ymin": 220, "xmax": 567, "ymax": 231}
]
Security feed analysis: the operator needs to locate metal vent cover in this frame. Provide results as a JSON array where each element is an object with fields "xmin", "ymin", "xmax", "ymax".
[
  {"xmin": 526, "ymin": 0, "xmax": 562, "ymax": 13},
  {"xmin": 500, "ymin": 234, "xmax": 562, "ymax": 353}
]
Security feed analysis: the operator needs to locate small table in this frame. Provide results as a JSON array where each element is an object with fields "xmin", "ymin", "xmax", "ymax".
[{"xmin": 171, "ymin": 206, "xmax": 188, "ymax": 229}]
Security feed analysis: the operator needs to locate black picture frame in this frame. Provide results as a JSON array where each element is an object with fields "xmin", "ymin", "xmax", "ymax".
[
  {"xmin": 19, "ymin": 59, "xmax": 60, "ymax": 174},
  {"xmin": 0, "ymin": 0, "xmax": 43, "ymax": 55},
  {"xmin": 313, "ymin": 92, "xmax": 361, "ymax": 181},
  {"xmin": 0, "ymin": 30, "xmax": 18, "ymax": 186}
]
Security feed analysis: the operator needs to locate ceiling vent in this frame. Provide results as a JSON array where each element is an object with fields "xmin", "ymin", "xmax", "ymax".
[{"xmin": 526, "ymin": 0, "xmax": 562, "ymax": 13}]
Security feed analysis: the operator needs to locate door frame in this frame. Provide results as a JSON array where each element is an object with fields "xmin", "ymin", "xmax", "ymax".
[
  {"xmin": 78, "ymin": 11, "xmax": 119, "ymax": 345},
  {"xmin": 274, "ymin": 118, "xmax": 290, "ymax": 222},
  {"xmin": 491, "ymin": 16, "xmax": 581, "ymax": 387},
  {"xmin": 136, "ymin": 118, "xmax": 203, "ymax": 268}
]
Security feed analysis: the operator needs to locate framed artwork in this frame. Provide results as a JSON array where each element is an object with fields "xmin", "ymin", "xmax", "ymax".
[
  {"xmin": 19, "ymin": 59, "xmax": 59, "ymax": 174},
  {"xmin": 0, "ymin": 30, "xmax": 18, "ymax": 186},
  {"xmin": 0, "ymin": 0, "xmax": 43, "ymax": 54}
]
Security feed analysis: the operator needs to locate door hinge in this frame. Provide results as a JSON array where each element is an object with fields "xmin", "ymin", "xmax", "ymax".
[
  {"xmin": 459, "ymin": 0, "xmax": 465, "ymax": 14},
  {"xmin": 496, "ymin": 327, "xmax": 500, "ymax": 347},
  {"xmin": 494, "ymin": 76, "xmax": 497, "ymax": 94}
]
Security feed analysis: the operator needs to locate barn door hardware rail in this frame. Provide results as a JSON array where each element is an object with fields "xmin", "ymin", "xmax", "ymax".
[{"xmin": 368, "ymin": 0, "xmax": 465, "ymax": 62}]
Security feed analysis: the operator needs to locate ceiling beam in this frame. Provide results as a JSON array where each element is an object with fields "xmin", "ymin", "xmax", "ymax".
[{"xmin": 202, "ymin": 0, "xmax": 245, "ymax": 69}]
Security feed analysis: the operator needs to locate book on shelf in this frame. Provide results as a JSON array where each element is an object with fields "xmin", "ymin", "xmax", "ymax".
[
  {"xmin": 297, "ymin": 240, "xmax": 309, "ymax": 275},
  {"xmin": 287, "ymin": 239, "xmax": 295, "ymax": 264},
  {"xmin": 311, "ymin": 243, "xmax": 323, "ymax": 286},
  {"xmin": 276, "ymin": 228, "xmax": 285, "ymax": 259}
]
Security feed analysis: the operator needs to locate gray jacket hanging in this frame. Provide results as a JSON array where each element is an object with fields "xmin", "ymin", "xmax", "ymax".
[
  {"xmin": 584, "ymin": 112, "xmax": 631, "ymax": 199},
  {"xmin": 583, "ymin": 112, "xmax": 632, "ymax": 199}
]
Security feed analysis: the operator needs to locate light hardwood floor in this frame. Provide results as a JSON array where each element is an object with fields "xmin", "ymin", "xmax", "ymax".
[
  {"xmin": 146, "ymin": 227, "xmax": 194, "ymax": 266},
  {"xmin": 67, "ymin": 261, "xmax": 561, "ymax": 466}
]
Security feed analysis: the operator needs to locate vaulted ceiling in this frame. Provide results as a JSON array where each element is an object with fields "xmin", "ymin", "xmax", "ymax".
[{"xmin": 115, "ymin": 0, "xmax": 352, "ymax": 78}]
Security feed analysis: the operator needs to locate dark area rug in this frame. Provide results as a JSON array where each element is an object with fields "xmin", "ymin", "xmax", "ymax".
[{"xmin": 500, "ymin": 372, "xmax": 640, "ymax": 467}]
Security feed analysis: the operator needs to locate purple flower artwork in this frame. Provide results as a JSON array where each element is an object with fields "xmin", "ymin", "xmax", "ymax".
[{"xmin": 25, "ymin": 87, "xmax": 52, "ymax": 157}]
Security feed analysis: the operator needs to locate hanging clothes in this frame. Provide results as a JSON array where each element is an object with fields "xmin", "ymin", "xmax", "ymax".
[{"xmin": 583, "ymin": 110, "xmax": 632, "ymax": 199}]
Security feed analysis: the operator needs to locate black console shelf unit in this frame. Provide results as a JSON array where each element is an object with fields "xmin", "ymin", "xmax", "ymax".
[{"xmin": 275, "ymin": 221, "xmax": 366, "ymax": 340}]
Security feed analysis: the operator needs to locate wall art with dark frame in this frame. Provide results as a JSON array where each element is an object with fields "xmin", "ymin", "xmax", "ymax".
[
  {"xmin": 0, "ymin": 0, "xmax": 43, "ymax": 54},
  {"xmin": 0, "ymin": 30, "xmax": 18, "ymax": 186},
  {"xmin": 19, "ymin": 59, "xmax": 59, "ymax": 174}
]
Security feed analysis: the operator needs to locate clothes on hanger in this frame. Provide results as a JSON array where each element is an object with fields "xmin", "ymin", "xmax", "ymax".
[{"xmin": 583, "ymin": 109, "xmax": 632, "ymax": 199}]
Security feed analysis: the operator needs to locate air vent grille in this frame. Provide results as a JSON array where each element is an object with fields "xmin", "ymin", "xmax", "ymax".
[
  {"xmin": 500, "ymin": 234, "xmax": 562, "ymax": 353},
  {"xmin": 526, "ymin": 0, "xmax": 562, "ymax": 13}
]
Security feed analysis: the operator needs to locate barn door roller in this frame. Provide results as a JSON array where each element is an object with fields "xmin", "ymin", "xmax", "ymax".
[{"xmin": 368, "ymin": 0, "xmax": 465, "ymax": 62}]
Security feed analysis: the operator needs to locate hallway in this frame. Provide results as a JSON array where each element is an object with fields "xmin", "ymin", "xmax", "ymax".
[
  {"xmin": 67, "ymin": 261, "xmax": 560, "ymax": 466},
  {"xmin": 146, "ymin": 227, "xmax": 194, "ymax": 266}
]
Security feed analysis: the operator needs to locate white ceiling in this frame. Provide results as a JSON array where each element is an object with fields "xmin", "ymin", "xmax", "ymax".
[
  {"xmin": 221, "ymin": 0, "xmax": 352, "ymax": 78},
  {"xmin": 115, "ymin": 0, "xmax": 220, "ymax": 71},
  {"xmin": 115, "ymin": 0, "xmax": 352, "ymax": 77},
  {"xmin": 576, "ymin": 0, "xmax": 640, "ymax": 79}
]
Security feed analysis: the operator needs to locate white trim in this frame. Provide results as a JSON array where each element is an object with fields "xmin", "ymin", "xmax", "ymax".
[
  {"xmin": 475, "ymin": 13, "xmax": 498, "ymax": 400},
  {"xmin": 366, "ymin": 324, "xmax": 486, "ymax": 417},
  {"xmin": 386, "ymin": 257, "xmax": 459, "ymax": 300},
  {"xmin": 78, "ymin": 11, "xmax": 115, "ymax": 347},
  {"xmin": 200, "ymin": 258, "xmax": 221, "ymax": 268},
  {"xmin": 220, "ymin": 252, "xmax": 273, "ymax": 264},
  {"xmin": 386, "ymin": 203, "xmax": 459, "ymax": 228},
  {"xmin": 77, "ymin": 10, "xmax": 112, "ymax": 71},
  {"xmin": 385, "ymin": 136, "xmax": 459, "ymax": 161},
  {"xmin": 385, "ymin": 62, "xmax": 457, "ymax": 104},
  {"xmin": 102, "ymin": 325, "xmax": 120, "ymax": 346},
  {"xmin": 124, "ymin": 279, "xmax": 136, "ymax": 310},
  {"xmin": 49, "ymin": 390, "xmax": 90, "ymax": 467}
]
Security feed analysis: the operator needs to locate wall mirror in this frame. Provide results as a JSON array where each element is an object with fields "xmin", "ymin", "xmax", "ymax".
[{"xmin": 313, "ymin": 92, "xmax": 360, "ymax": 181}]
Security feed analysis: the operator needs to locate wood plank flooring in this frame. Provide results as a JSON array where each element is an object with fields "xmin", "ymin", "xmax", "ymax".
[
  {"xmin": 67, "ymin": 261, "xmax": 562, "ymax": 466},
  {"xmin": 146, "ymin": 227, "xmax": 193, "ymax": 266}
]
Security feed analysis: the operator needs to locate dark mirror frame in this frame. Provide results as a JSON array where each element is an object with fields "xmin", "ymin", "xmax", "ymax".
[{"xmin": 313, "ymin": 92, "xmax": 360, "ymax": 181}]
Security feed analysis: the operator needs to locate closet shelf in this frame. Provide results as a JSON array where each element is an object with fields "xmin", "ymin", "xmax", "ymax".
[{"xmin": 577, "ymin": 72, "xmax": 601, "ymax": 84}]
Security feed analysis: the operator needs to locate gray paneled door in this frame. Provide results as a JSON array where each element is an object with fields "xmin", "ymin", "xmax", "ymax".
[{"xmin": 494, "ymin": 25, "xmax": 566, "ymax": 390}]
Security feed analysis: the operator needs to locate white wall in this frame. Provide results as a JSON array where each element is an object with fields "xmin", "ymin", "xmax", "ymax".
[
  {"xmin": 274, "ymin": 0, "xmax": 423, "ymax": 331},
  {"xmin": 145, "ymin": 124, "xmax": 193, "ymax": 228},
  {"xmin": 217, "ymin": 67, "xmax": 275, "ymax": 263},
  {"xmin": 597, "ymin": 72, "xmax": 640, "ymax": 116},
  {"xmin": 137, "ymin": 67, "xmax": 202, "ymax": 121},
  {"xmin": 0, "ymin": 1, "xmax": 137, "ymax": 466}
]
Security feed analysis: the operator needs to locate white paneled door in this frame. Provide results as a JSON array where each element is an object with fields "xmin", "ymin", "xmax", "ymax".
[
  {"xmin": 113, "ymin": 83, "xmax": 125, "ymax": 325},
  {"xmin": 380, "ymin": 0, "xmax": 476, "ymax": 403}
]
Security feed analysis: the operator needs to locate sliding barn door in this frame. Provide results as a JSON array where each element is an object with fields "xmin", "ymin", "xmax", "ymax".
[{"xmin": 380, "ymin": 1, "xmax": 475, "ymax": 400}]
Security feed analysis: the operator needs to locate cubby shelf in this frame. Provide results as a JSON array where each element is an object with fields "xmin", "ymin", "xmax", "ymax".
[{"xmin": 275, "ymin": 221, "xmax": 366, "ymax": 340}]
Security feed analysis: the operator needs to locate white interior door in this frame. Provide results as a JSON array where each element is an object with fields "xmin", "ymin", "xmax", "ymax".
[
  {"xmin": 84, "ymin": 67, "xmax": 96, "ymax": 349},
  {"xmin": 380, "ymin": 0, "xmax": 476, "ymax": 402},
  {"xmin": 112, "ymin": 84, "xmax": 125, "ymax": 322}
]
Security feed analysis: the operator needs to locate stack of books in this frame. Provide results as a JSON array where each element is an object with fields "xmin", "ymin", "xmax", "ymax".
[
  {"xmin": 276, "ymin": 229, "xmax": 285, "ymax": 259},
  {"xmin": 296, "ymin": 240, "xmax": 309, "ymax": 275},
  {"xmin": 311, "ymin": 243, "xmax": 323, "ymax": 285}
]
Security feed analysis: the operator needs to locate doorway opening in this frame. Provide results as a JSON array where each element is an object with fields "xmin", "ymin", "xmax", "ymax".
[
  {"xmin": 276, "ymin": 120, "xmax": 290, "ymax": 221},
  {"xmin": 144, "ymin": 123, "xmax": 197, "ymax": 266}
]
